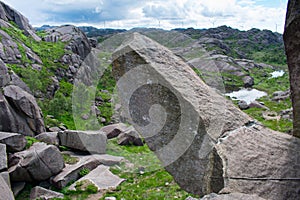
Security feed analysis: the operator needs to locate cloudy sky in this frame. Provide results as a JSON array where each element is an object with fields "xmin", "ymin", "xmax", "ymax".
[{"xmin": 3, "ymin": 0, "xmax": 288, "ymax": 33}]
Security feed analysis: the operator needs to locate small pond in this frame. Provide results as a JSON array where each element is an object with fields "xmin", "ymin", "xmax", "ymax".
[
  {"xmin": 270, "ymin": 70, "xmax": 285, "ymax": 78},
  {"xmin": 225, "ymin": 88, "xmax": 267, "ymax": 104}
]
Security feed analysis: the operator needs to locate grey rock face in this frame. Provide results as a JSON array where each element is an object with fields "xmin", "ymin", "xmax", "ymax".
[
  {"xmin": 215, "ymin": 125, "xmax": 300, "ymax": 200},
  {"xmin": 0, "ymin": 175, "xmax": 14, "ymax": 200},
  {"xmin": 68, "ymin": 165, "xmax": 125, "ymax": 191},
  {"xmin": 58, "ymin": 130, "xmax": 107, "ymax": 154},
  {"xmin": 9, "ymin": 142, "xmax": 64, "ymax": 182},
  {"xmin": 200, "ymin": 193, "xmax": 266, "ymax": 200},
  {"xmin": 0, "ymin": 132, "xmax": 27, "ymax": 152},
  {"xmin": 284, "ymin": 0, "xmax": 300, "ymax": 137},
  {"xmin": 112, "ymin": 33, "xmax": 251, "ymax": 194},
  {"xmin": 0, "ymin": 143, "xmax": 7, "ymax": 171},
  {"xmin": 0, "ymin": 1, "xmax": 40, "ymax": 41},
  {"xmin": 30, "ymin": 186, "xmax": 64, "ymax": 200}
]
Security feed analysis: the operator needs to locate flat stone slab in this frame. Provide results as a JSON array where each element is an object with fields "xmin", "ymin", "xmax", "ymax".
[
  {"xmin": 58, "ymin": 130, "xmax": 107, "ymax": 154},
  {"xmin": 52, "ymin": 153, "xmax": 124, "ymax": 189},
  {"xmin": 69, "ymin": 165, "xmax": 125, "ymax": 191},
  {"xmin": 200, "ymin": 193, "xmax": 266, "ymax": 200},
  {"xmin": 30, "ymin": 186, "xmax": 64, "ymax": 200},
  {"xmin": 0, "ymin": 132, "xmax": 27, "ymax": 152}
]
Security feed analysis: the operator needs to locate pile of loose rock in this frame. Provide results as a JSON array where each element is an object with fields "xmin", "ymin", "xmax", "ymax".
[{"xmin": 0, "ymin": 123, "xmax": 143, "ymax": 199}]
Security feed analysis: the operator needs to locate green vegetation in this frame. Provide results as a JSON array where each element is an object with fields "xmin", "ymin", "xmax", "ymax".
[
  {"xmin": 25, "ymin": 136, "xmax": 39, "ymax": 149},
  {"xmin": 79, "ymin": 168, "xmax": 90, "ymax": 177},
  {"xmin": 62, "ymin": 153, "xmax": 79, "ymax": 164}
]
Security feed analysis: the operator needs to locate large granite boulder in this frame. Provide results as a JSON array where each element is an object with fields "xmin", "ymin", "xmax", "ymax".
[
  {"xmin": 112, "ymin": 33, "xmax": 251, "ymax": 194},
  {"xmin": 112, "ymin": 33, "xmax": 300, "ymax": 199},
  {"xmin": 58, "ymin": 130, "xmax": 107, "ymax": 154},
  {"xmin": 284, "ymin": 0, "xmax": 300, "ymax": 137},
  {"xmin": 8, "ymin": 142, "xmax": 64, "ymax": 182},
  {"xmin": 0, "ymin": 1, "xmax": 40, "ymax": 41},
  {"xmin": 199, "ymin": 193, "xmax": 266, "ymax": 200},
  {"xmin": 0, "ymin": 132, "xmax": 27, "ymax": 152}
]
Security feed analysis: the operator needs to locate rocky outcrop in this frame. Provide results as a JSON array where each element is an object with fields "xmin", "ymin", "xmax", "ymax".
[
  {"xmin": 58, "ymin": 130, "xmax": 107, "ymax": 154},
  {"xmin": 0, "ymin": 1, "xmax": 40, "ymax": 41},
  {"xmin": 112, "ymin": 33, "xmax": 300, "ymax": 199},
  {"xmin": 45, "ymin": 25, "xmax": 91, "ymax": 59},
  {"xmin": 284, "ymin": 0, "xmax": 300, "ymax": 137},
  {"xmin": 0, "ymin": 60, "xmax": 45, "ymax": 136},
  {"xmin": 199, "ymin": 193, "xmax": 266, "ymax": 200},
  {"xmin": 0, "ymin": 143, "xmax": 7, "ymax": 171},
  {"xmin": 8, "ymin": 142, "xmax": 64, "ymax": 182}
]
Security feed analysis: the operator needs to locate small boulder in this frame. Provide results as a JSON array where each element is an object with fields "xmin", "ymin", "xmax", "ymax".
[
  {"xmin": 242, "ymin": 76, "xmax": 254, "ymax": 88},
  {"xmin": 58, "ymin": 130, "xmax": 107, "ymax": 154},
  {"xmin": 238, "ymin": 100, "xmax": 249, "ymax": 110},
  {"xmin": 272, "ymin": 90, "xmax": 290, "ymax": 101},
  {"xmin": 35, "ymin": 132, "xmax": 59, "ymax": 146},
  {"xmin": 100, "ymin": 123, "xmax": 128, "ymax": 139},
  {"xmin": 248, "ymin": 101, "xmax": 269, "ymax": 110},
  {"xmin": 117, "ymin": 126, "xmax": 144, "ymax": 146},
  {"xmin": 9, "ymin": 142, "xmax": 64, "ymax": 182},
  {"xmin": 30, "ymin": 186, "xmax": 64, "ymax": 200},
  {"xmin": 0, "ymin": 132, "xmax": 27, "ymax": 152},
  {"xmin": 68, "ymin": 165, "xmax": 125, "ymax": 191}
]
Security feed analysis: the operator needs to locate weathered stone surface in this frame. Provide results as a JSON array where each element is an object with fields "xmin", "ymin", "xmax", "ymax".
[
  {"xmin": 248, "ymin": 101, "xmax": 269, "ymax": 110},
  {"xmin": 0, "ymin": 175, "xmax": 14, "ymax": 200},
  {"xmin": 58, "ymin": 130, "xmax": 107, "ymax": 154},
  {"xmin": 52, "ymin": 153, "xmax": 123, "ymax": 189},
  {"xmin": 35, "ymin": 132, "xmax": 59, "ymax": 146},
  {"xmin": 9, "ymin": 142, "xmax": 64, "ymax": 182},
  {"xmin": 272, "ymin": 90, "xmax": 290, "ymax": 101},
  {"xmin": 0, "ymin": 143, "xmax": 7, "ymax": 171},
  {"xmin": 215, "ymin": 125, "xmax": 300, "ymax": 200},
  {"xmin": 69, "ymin": 165, "xmax": 125, "ymax": 191},
  {"xmin": 30, "ymin": 186, "xmax": 64, "ymax": 200},
  {"xmin": 0, "ymin": 132, "xmax": 27, "ymax": 152},
  {"xmin": 112, "ymin": 33, "xmax": 251, "ymax": 194},
  {"xmin": 117, "ymin": 126, "xmax": 144, "ymax": 146},
  {"xmin": 284, "ymin": 0, "xmax": 300, "ymax": 137},
  {"xmin": 200, "ymin": 193, "xmax": 266, "ymax": 200},
  {"xmin": 100, "ymin": 123, "xmax": 128, "ymax": 139}
]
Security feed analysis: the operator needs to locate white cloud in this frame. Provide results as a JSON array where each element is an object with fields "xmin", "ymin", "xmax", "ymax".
[{"xmin": 2, "ymin": 0, "xmax": 288, "ymax": 32}]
